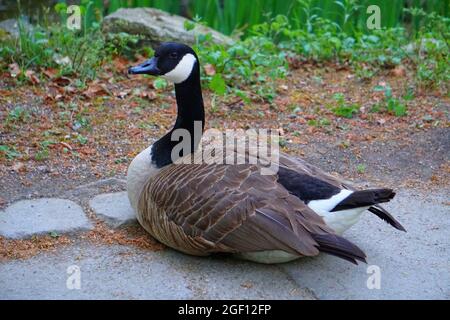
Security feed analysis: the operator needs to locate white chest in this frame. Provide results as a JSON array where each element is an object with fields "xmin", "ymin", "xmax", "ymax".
[{"xmin": 126, "ymin": 145, "xmax": 161, "ymax": 212}]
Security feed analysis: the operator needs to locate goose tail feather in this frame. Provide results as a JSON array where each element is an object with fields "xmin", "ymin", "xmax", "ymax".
[
  {"xmin": 312, "ymin": 233, "xmax": 367, "ymax": 265},
  {"xmin": 332, "ymin": 188, "xmax": 395, "ymax": 211},
  {"xmin": 369, "ymin": 204, "xmax": 406, "ymax": 232},
  {"xmin": 331, "ymin": 188, "xmax": 405, "ymax": 231}
]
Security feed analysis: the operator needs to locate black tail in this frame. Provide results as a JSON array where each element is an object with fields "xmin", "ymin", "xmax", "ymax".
[
  {"xmin": 331, "ymin": 188, "xmax": 395, "ymax": 212},
  {"xmin": 312, "ymin": 233, "xmax": 367, "ymax": 265},
  {"xmin": 368, "ymin": 204, "xmax": 406, "ymax": 232},
  {"xmin": 331, "ymin": 188, "xmax": 406, "ymax": 232}
]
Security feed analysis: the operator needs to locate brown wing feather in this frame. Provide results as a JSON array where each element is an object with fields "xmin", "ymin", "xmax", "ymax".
[
  {"xmin": 228, "ymin": 136, "xmax": 354, "ymax": 190},
  {"xmin": 277, "ymin": 152, "xmax": 355, "ymax": 190},
  {"xmin": 137, "ymin": 162, "xmax": 336, "ymax": 257}
]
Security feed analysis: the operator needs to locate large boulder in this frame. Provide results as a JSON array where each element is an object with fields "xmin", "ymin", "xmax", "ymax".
[
  {"xmin": 0, "ymin": 18, "xmax": 32, "ymax": 38},
  {"xmin": 102, "ymin": 8, "xmax": 233, "ymax": 47}
]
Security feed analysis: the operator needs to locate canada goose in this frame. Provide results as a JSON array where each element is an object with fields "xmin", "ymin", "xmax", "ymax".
[{"xmin": 127, "ymin": 42, "xmax": 405, "ymax": 264}]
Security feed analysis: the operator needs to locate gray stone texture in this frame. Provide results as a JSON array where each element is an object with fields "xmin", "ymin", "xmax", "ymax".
[{"xmin": 0, "ymin": 198, "xmax": 93, "ymax": 239}]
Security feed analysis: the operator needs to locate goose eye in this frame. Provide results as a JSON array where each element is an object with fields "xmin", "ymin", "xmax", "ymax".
[{"xmin": 170, "ymin": 52, "xmax": 178, "ymax": 59}]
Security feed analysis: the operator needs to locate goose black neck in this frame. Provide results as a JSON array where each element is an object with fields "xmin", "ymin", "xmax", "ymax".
[
  {"xmin": 173, "ymin": 71, "xmax": 205, "ymax": 133},
  {"xmin": 151, "ymin": 66, "xmax": 205, "ymax": 168}
]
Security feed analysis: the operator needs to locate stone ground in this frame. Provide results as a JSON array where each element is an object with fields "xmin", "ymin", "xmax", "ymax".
[{"xmin": 0, "ymin": 177, "xmax": 449, "ymax": 299}]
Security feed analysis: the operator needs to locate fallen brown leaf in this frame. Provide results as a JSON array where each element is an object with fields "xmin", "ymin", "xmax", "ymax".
[
  {"xmin": 391, "ymin": 65, "xmax": 406, "ymax": 77},
  {"xmin": 114, "ymin": 112, "xmax": 127, "ymax": 120},
  {"xmin": 64, "ymin": 86, "xmax": 77, "ymax": 94},
  {"xmin": 41, "ymin": 67, "xmax": 58, "ymax": 79},
  {"xmin": 204, "ymin": 63, "xmax": 216, "ymax": 76},
  {"xmin": 116, "ymin": 90, "xmax": 131, "ymax": 99},
  {"xmin": 140, "ymin": 90, "xmax": 157, "ymax": 100},
  {"xmin": 0, "ymin": 90, "xmax": 13, "ymax": 97},
  {"xmin": 52, "ymin": 76, "xmax": 71, "ymax": 87},
  {"xmin": 8, "ymin": 63, "xmax": 20, "ymax": 78},
  {"xmin": 99, "ymin": 71, "xmax": 114, "ymax": 80},
  {"xmin": 112, "ymin": 56, "xmax": 130, "ymax": 72},
  {"xmin": 60, "ymin": 142, "xmax": 73, "ymax": 150},
  {"xmin": 11, "ymin": 162, "xmax": 26, "ymax": 173},
  {"xmin": 240, "ymin": 281, "xmax": 253, "ymax": 289},
  {"xmin": 377, "ymin": 118, "xmax": 386, "ymax": 125},
  {"xmin": 79, "ymin": 146, "xmax": 96, "ymax": 155},
  {"xmin": 25, "ymin": 70, "xmax": 40, "ymax": 85},
  {"xmin": 83, "ymin": 83, "xmax": 110, "ymax": 98},
  {"xmin": 128, "ymin": 128, "xmax": 142, "ymax": 137}
]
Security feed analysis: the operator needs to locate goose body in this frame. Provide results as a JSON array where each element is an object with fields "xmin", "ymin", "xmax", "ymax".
[{"xmin": 127, "ymin": 43, "xmax": 405, "ymax": 264}]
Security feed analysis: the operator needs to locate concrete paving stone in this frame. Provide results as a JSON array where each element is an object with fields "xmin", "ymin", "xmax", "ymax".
[
  {"xmin": 279, "ymin": 190, "xmax": 450, "ymax": 300},
  {"xmin": 89, "ymin": 192, "xmax": 137, "ymax": 228},
  {"xmin": 0, "ymin": 198, "xmax": 93, "ymax": 239},
  {"xmin": 0, "ymin": 189, "xmax": 448, "ymax": 299},
  {"xmin": 0, "ymin": 243, "xmax": 313, "ymax": 300}
]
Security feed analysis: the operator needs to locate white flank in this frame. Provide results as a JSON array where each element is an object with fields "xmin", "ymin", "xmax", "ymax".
[
  {"xmin": 126, "ymin": 145, "xmax": 160, "ymax": 212},
  {"xmin": 162, "ymin": 53, "xmax": 197, "ymax": 84},
  {"xmin": 308, "ymin": 189, "xmax": 353, "ymax": 213},
  {"xmin": 308, "ymin": 189, "xmax": 368, "ymax": 234},
  {"xmin": 235, "ymin": 250, "xmax": 300, "ymax": 264},
  {"xmin": 320, "ymin": 206, "xmax": 369, "ymax": 235}
]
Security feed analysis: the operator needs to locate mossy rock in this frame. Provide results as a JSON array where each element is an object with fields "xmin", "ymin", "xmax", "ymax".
[
  {"xmin": 0, "ymin": 18, "xmax": 32, "ymax": 38},
  {"xmin": 101, "ymin": 8, "xmax": 234, "ymax": 48}
]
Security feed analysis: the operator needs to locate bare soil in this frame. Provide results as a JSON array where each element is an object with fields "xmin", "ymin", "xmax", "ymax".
[{"xmin": 1, "ymin": 61, "xmax": 449, "ymax": 208}]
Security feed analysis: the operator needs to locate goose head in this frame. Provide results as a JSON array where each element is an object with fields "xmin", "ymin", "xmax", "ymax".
[
  {"xmin": 128, "ymin": 42, "xmax": 205, "ymax": 169},
  {"xmin": 128, "ymin": 42, "xmax": 199, "ymax": 84}
]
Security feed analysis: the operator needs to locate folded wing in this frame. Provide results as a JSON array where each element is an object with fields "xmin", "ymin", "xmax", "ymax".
[{"xmin": 138, "ymin": 163, "xmax": 366, "ymax": 263}]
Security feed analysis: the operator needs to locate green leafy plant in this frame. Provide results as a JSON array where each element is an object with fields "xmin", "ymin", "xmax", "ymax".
[
  {"xmin": 404, "ymin": 8, "xmax": 449, "ymax": 91},
  {"xmin": 0, "ymin": 145, "xmax": 21, "ymax": 160},
  {"xmin": 76, "ymin": 134, "xmax": 88, "ymax": 145},
  {"xmin": 209, "ymin": 74, "xmax": 227, "ymax": 95},
  {"xmin": 1, "ymin": 1, "xmax": 448, "ymax": 97},
  {"xmin": 191, "ymin": 16, "xmax": 288, "ymax": 101},
  {"xmin": 319, "ymin": 117, "xmax": 331, "ymax": 126},
  {"xmin": 386, "ymin": 98, "xmax": 407, "ymax": 117},
  {"xmin": 104, "ymin": 32, "xmax": 141, "ymax": 58},
  {"xmin": 35, "ymin": 148, "xmax": 50, "ymax": 161},
  {"xmin": 74, "ymin": 115, "xmax": 90, "ymax": 131},
  {"xmin": 0, "ymin": 4, "xmax": 141, "ymax": 83},
  {"xmin": 153, "ymin": 78, "xmax": 168, "ymax": 90},
  {"xmin": 114, "ymin": 156, "xmax": 128, "ymax": 164},
  {"xmin": 49, "ymin": 231, "xmax": 59, "ymax": 238},
  {"xmin": 373, "ymin": 84, "xmax": 407, "ymax": 117},
  {"xmin": 84, "ymin": 0, "xmax": 448, "ymax": 36},
  {"xmin": 6, "ymin": 106, "xmax": 31, "ymax": 123},
  {"xmin": 329, "ymin": 93, "xmax": 359, "ymax": 118},
  {"xmin": 34, "ymin": 140, "xmax": 56, "ymax": 161},
  {"xmin": 307, "ymin": 117, "xmax": 331, "ymax": 127},
  {"xmin": 356, "ymin": 164, "xmax": 366, "ymax": 174}
]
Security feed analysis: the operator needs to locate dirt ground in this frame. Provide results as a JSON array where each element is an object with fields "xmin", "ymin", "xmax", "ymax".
[{"xmin": 1, "ymin": 61, "xmax": 449, "ymax": 208}]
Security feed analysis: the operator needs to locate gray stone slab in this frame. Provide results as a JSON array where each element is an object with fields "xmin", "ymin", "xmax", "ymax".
[
  {"xmin": 0, "ymin": 198, "xmax": 93, "ymax": 239},
  {"xmin": 279, "ymin": 189, "xmax": 450, "ymax": 300},
  {"xmin": 89, "ymin": 192, "xmax": 137, "ymax": 228},
  {"xmin": 0, "ymin": 18, "xmax": 32, "ymax": 38},
  {"xmin": 102, "ymin": 8, "xmax": 233, "ymax": 47},
  {"xmin": 0, "ymin": 243, "xmax": 313, "ymax": 300},
  {"xmin": 0, "ymin": 189, "xmax": 448, "ymax": 299}
]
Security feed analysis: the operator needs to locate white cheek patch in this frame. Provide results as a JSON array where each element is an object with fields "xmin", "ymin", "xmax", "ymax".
[{"xmin": 162, "ymin": 53, "xmax": 197, "ymax": 84}]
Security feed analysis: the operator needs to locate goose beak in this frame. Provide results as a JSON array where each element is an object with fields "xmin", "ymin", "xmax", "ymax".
[{"xmin": 128, "ymin": 57, "xmax": 161, "ymax": 75}]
